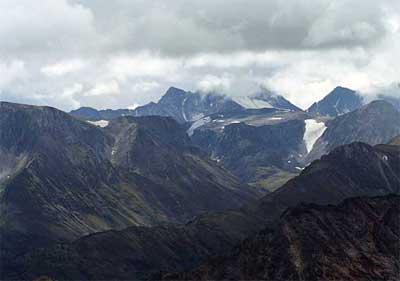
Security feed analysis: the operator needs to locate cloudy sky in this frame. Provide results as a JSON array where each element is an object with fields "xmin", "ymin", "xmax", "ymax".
[{"xmin": 0, "ymin": 0, "xmax": 399, "ymax": 110}]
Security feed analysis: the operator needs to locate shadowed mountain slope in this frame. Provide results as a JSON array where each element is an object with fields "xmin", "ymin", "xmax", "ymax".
[
  {"xmin": 6, "ymin": 141, "xmax": 399, "ymax": 280},
  {"xmin": 307, "ymin": 100, "xmax": 400, "ymax": 162},
  {"xmin": 307, "ymin": 86, "xmax": 364, "ymax": 117},
  {"xmin": 0, "ymin": 102, "xmax": 258, "ymax": 278},
  {"xmin": 170, "ymin": 194, "xmax": 400, "ymax": 281}
]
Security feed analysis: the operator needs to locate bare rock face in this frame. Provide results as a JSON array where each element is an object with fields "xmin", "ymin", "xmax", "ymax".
[{"xmin": 169, "ymin": 194, "xmax": 400, "ymax": 281}]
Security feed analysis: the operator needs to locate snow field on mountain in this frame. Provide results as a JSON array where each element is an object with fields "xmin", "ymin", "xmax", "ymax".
[{"xmin": 303, "ymin": 119, "xmax": 326, "ymax": 152}]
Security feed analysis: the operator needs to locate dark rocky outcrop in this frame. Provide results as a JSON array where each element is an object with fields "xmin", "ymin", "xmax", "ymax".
[{"xmin": 170, "ymin": 194, "xmax": 400, "ymax": 281}]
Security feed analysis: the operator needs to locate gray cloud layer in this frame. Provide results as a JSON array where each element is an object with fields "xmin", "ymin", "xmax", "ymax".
[{"xmin": 0, "ymin": 0, "xmax": 399, "ymax": 110}]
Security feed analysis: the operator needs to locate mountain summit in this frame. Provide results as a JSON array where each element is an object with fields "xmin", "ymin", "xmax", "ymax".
[{"xmin": 307, "ymin": 86, "xmax": 364, "ymax": 117}]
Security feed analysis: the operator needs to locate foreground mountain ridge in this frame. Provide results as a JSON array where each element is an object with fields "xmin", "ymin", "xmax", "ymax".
[
  {"xmin": 168, "ymin": 194, "xmax": 400, "ymax": 281},
  {"xmin": 4, "ymin": 140, "xmax": 399, "ymax": 280}
]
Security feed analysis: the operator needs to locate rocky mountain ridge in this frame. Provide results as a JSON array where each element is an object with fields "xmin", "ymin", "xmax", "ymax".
[
  {"xmin": 4, "ymin": 141, "xmax": 399, "ymax": 280},
  {"xmin": 168, "ymin": 194, "xmax": 400, "ymax": 281}
]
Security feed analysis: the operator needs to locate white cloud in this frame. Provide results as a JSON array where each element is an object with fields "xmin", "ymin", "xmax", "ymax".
[
  {"xmin": 107, "ymin": 53, "xmax": 182, "ymax": 82},
  {"xmin": 127, "ymin": 103, "xmax": 140, "ymax": 110},
  {"xmin": 84, "ymin": 80, "xmax": 120, "ymax": 97},
  {"xmin": 0, "ymin": 60, "xmax": 27, "ymax": 87},
  {"xmin": 196, "ymin": 74, "xmax": 231, "ymax": 94},
  {"xmin": 0, "ymin": 0, "xmax": 398, "ymax": 111},
  {"xmin": 0, "ymin": 0, "xmax": 95, "ymax": 56},
  {"xmin": 41, "ymin": 60, "xmax": 86, "ymax": 76},
  {"xmin": 62, "ymin": 83, "xmax": 83, "ymax": 98},
  {"xmin": 132, "ymin": 81, "xmax": 160, "ymax": 92}
]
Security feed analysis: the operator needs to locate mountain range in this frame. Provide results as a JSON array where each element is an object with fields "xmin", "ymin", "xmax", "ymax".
[
  {"xmin": 70, "ymin": 85, "xmax": 400, "ymax": 123},
  {"xmin": 70, "ymin": 86, "xmax": 400, "ymax": 192},
  {"xmin": 1, "ymin": 84, "xmax": 400, "ymax": 280},
  {"xmin": 70, "ymin": 87, "xmax": 301, "ymax": 123},
  {"xmin": 0, "ymin": 101, "xmax": 259, "ymax": 279}
]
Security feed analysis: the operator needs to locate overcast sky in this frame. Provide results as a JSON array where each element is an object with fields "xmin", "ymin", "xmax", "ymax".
[{"xmin": 0, "ymin": 0, "xmax": 399, "ymax": 110}]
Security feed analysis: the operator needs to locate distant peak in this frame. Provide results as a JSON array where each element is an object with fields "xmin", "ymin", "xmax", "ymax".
[
  {"xmin": 165, "ymin": 86, "xmax": 187, "ymax": 95},
  {"xmin": 307, "ymin": 86, "xmax": 363, "ymax": 117},
  {"xmin": 328, "ymin": 86, "xmax": 358, "ymax": 97},
  {"xmin": 159, "ymin": 87, "xmax": 190, "ymax": 102},
  {"xmin": 332, "ymin": 86, "xmax": 354, "ymax": 92},
  {"xmin": 363, "ymin": 99, "xmax": 397, "ymax": 110},
  {"xmin": 77, "ymin": 106, "xmax": 97, "ymax": 110},
  {"xmin": 71, "ymin": 106, "xmax": 98, "ymax": 112}
]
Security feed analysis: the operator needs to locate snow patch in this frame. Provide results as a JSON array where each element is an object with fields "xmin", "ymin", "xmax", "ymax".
[
  {"xmin": 232, "ymin": 96, "xmax": 273, "ymax": 109},
  {"xmin": 187, "ymin": 117, "xmax": 211, "ymax": 136},
  {"xmin": 88, "ymin": 120, "xmax": 109, "ymax": 128},
  {"xmin": 192, "ymin": 113, "xmax": 205, "ymax": 121},
  {"xmin": 303, "ymin": 119, "xmax": 327, "ymax": 153},
  {"xmin": 181, "ymin": 97, "xmax": 188, "ymax": 121}
]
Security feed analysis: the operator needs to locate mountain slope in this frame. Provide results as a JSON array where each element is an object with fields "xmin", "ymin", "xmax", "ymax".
[
  {"xmin": 173, "ymin": 194, "xmax": 400, "ymax": 281},
  {"xmin": 7, "ymin": 141, "xmax": 400, "ymax": 280},
  {"xmin": 0, "ymin": 102, "xmax": 259, "ymax": 276},
  {"xmin": 189, "ymin": 109, "xmax": 325, "ymax": 191},
  {"xmin": 378, "ymin": 94, "xmax": 400, "ymax": 111},
  {"xmin": 8, "ymin": 209, "xmax": 261, "ymax": 281},
  {"xmin": 104, "ymin": 116, "xmax": 257, "ymax": 219},
  {"xmin": 307, "ymin": 86, "xmax": 364, "ymax": 117},
  {"xmin": 192, "ymin": 118, "xmax": 307, "ymax": 190},
  {"xmin": 307, "ymin": 100, "xmax": 400, "ymax": 162},
  {"xmin": 253, "ymin": 142, "xmax": 400, "ymax": 222}
]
